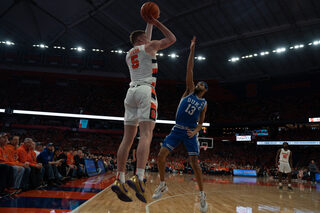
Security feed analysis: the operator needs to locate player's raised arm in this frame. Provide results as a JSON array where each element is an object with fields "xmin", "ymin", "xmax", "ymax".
[
  {"xmin": 145, "ymin": 18, "xmax": 176, "ymax": 54},
  {"xmin": 182, "ymin": 36, "xmax": 196, "ymax": 98},
  {"xmin": 145, "ymin": 23, "xmax": 153, "ymax": 41}
]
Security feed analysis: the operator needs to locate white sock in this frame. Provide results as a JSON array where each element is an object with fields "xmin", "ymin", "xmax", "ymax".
[
  {"xmin": 136, "ymin": 168, "xmax": 145, "ymax": 181},
  {"xmin": 160, "ymin": 181, "xmax": 166, "ymax": 187},
  {"xmin": 117, "ymin": 172, "xmax": 125, "ymax": 184}
]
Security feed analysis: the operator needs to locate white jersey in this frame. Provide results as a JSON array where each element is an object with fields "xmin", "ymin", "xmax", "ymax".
[
  {"xmin": 126, "ymin": 45, "xmax": 158, "ymax": 87},
  {"xmin": 279, "ymin": 148, "xmax": 290, "ymax": 164}
]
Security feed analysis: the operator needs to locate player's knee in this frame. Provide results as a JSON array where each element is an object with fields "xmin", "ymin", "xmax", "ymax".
[
  {"xmin": 189, "ymin": 156, "xmax": 198, "ymax": 166},
  {"xmin": 158, "ymin": 149, "xmax": 168, "ymax": 162},
  {"xmin": 140, "ymin": 130, "xmax": 153, "ymax": 140}
]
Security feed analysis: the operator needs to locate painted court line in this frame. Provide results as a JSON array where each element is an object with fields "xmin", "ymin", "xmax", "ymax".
[
  {"xmin": 145, "ymin": 188, "xmax": 253, "ymax": 213},
  {"xmin": 71, "ymin": 175, "xmax": 115, "ymax": 213}
]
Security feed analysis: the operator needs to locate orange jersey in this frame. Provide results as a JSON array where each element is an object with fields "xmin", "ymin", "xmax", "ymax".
[
  {"xmin": 4, "ymin": 144, "xmax": 23, "ymax": 166},
  {"xmin": 0, "ymin": 146, "xmax": 22, "ymax": 166},
  {"xmin": 0, "ymin": 146, "xmax": 8, "ymax": 163},
  {"xmin": 67, "ymin": 153, "xmax": 74, "ymax": 165},
  {"xmin": 17, "ymin": 144, "xmax": 37, "ymax": 167},
  {"xmin": 27, "ymin": 151, "xmax": 37, "ymax": 165}
]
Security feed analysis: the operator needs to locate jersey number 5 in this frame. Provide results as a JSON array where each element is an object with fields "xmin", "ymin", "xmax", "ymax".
[
  {"xmin": 185, "ymin": 104, "xmax": 196, "ymax": 115},
  {"xmin": 131, "ymin": 55, "xmax": 139, "ymax": 69}
]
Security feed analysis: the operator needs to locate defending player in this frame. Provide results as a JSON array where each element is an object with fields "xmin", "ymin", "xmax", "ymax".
[
  {"xmin": 152, "ymin": 37, "xmax": 208, "ymax": 213},
  {"xmin": 111, "ymin": 17, "xmax": 176, "ymax": 203}
]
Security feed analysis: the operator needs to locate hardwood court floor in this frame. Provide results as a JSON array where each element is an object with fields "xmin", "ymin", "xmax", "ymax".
[{"xmin": 74, "ymin": 173, "xmax": 320, "ymax": 213}]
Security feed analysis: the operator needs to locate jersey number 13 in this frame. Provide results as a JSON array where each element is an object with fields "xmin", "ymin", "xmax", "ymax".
[{"xmin": 185, "ymin": 104, "xmax": 196, "ymax": 115}]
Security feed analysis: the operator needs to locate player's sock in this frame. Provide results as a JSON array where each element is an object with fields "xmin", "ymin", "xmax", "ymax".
[
  {"xmin": 116, "ymin": 172, "xmax": 126, "ymax": 184},
  {"xmin": 160, "ymin": 181, "xmax": 166, "ymax": 187},
  {"xmin": 136, "ymin": 168, "xmax": 145, "ymax": 181}
]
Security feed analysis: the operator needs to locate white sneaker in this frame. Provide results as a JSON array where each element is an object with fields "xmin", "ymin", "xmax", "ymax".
[
  {"xmin": 152, "ymin": 183, "xmax": 168, "ymax": 199},
  {"xmin": 200, "ymin": 192, "xmax": 208, "ymax": 213}
]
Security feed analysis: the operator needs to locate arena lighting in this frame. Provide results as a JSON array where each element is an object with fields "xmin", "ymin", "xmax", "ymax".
[
  {"xmin": 92, "ymin": 49, "xmax": 104, "ymax": 52},
  {"xmin": 195, "ymin": 56, "xmax": 206, "ymax": 60},
  {"xmin": 0, "ymin": 109, "xmax": 5, "ymax": 113},
  {"xmin": 156, "ymin": 53, "xmax": 164, "ymax": 56},
  {"xmin": 71, "ymin": 47, "xmax": 85, "ymax": 52},
  {"xmin": 228, "ymin": 38, "xmax": 320, "ymax": 62},
  {"xmin": 313, "ymin": 40, "xmax": 320, "ymax": 45},
  {"xmin": 53, "ymin": 46, "xmax": 66, "ymax": 50},
  {"xmin": 309, "ymin": 117, "xmax": 320, "ymax": 122},
  {"xmin": 33, "ymin": 44, "xmax": 49, "ymax": 49},
  {"xmin": 1, "ymin": 41, "xmax": 15, "ymax": 46},
  {"xmin": 273, "ymin": 47, "xmax": 286, "ymax": 53},
  {"xmin": 12, "ymin": 110, "xmax": 210, "ymax": 126},
  {"xmin": 260, "ymin": 51, "xmax": 269, "ymax": 56},
  {"xmin": 228, "ymin": 57, "xmax": 239, "ymax": 62},
  {"xmin": 168, "ymin": 53, "xmax": 179, "ymax": 58}
]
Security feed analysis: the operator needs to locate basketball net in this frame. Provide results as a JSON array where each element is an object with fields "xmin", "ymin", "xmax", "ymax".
[{"xmin": 201, "ymin": 146, "xmax": 208, "ymax": 151}]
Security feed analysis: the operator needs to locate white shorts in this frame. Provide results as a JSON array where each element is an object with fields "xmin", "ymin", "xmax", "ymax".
[
  {"xmin": 278, "ymin": 162, "xmax": 291, "ymax": 173},
  {"xmin": 124, "ymin": 85, "xmax": 158, "ymax": 126}
]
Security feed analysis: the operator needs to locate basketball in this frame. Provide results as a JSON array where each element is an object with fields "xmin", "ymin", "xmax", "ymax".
[{"xmin": 140, "ymin": 2, "xmax": 160, "ymax": 20}]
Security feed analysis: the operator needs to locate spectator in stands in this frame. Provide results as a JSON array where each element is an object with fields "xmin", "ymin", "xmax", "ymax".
[
  {"xmin": 308, "ymin": 160, "xmax": 318, "ymax": 184},
  {"xmin": 5, "ymin": 135, "xmax": 31, "ymax": 191},
  {"xmin": 17, "ymin": 138, "xmax": 43, "ymax": 189},
  {"xmin": 0, "ymin": 163, "xmax": 12, "ymax": 197},
  {"xmin": 56, "ymin": 149, "xmax": 68, "ymax": 177},
  {"xmin": 37, "ymin": 143, "xmax": 64, "ymax": 186},
  {"xmin": 74, "ymin": 150, "xmax": 85, "ymax": 178},
  {"xmin": 0, "ymin": 133, "xmax": 24, "ymax": 193},
  {"xmin": 67, "ymin": 149, "xmax": 77, "ymax": 178},
  {"xmin": 34, "ymin": 142, "xmax": 43, "ymax": 157}
]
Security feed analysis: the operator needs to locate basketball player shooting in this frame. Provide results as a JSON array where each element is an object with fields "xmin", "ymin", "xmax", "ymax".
[
  {"xmin": 152, "ymin": 36, "xmax": 209, "ymax": 213},
  {"xmin": 111, "ymin": 3, "xmax": 176, "ymax": 203},
  {"xmin": 276, "ymin": 142, "xmax": 293, "ymax": 190}
]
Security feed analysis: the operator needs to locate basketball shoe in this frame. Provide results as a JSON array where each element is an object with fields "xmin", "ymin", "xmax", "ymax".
[
  {"xmin": 126, "ymin": 175, "xmax": 147, "ymax": 203},
  {"xmin": 111, "ymin": 179, "xmax": 132, "ymax": 202},
  {"xmin": 200, "ymin": 192, "xmax": 208, "ymax": 213},
  {"xmin": 152, "ymin": 182, "xmax": 168, "ymax": 199}
]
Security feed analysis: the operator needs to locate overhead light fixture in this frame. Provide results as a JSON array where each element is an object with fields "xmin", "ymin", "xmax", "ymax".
[
  {"xmin": 0, "ymin": 109, "xmax": 5, "ymax": 113},
  {"xmin": 156, "ymin": 53, "xmax": 164, "ymax": 56},
  {"xmin": 313, "ymin": 40, "xmax": 320, "ymax": 46},
  {"xmin": 195, "ymin": 56, "xmax": 206, "ymax": 60},
  {"xmin": 53, "ymin": 46, "xmax": 65, "ymax": 50},
  {"xmin": 290, "ymin": 44, "xmax": 304, "ymax": 49},
  {"xmin": 33, "ymin": 44, "xmax": 49, "ymax": 48},
  {"xmin": 228, "ymin": 57, "xmax": 239, "ymax": 62},
  {"xmin": 168, "ymin": 53, "xmax": 179, "ymax": 58},
  {"xmin": 71, "ymin": 47, "xmax": 85, "ymax": 52},
  {"xmin": 273, "ymin": 47, "xmax": 286, "ymax": 53},
  {"xmin": 92, "ymin": 49, "xmax": 104, "ymax": 52},
  {"xmin": 260, "ymin": 51, "xmax": 269, "ymax": 56},
  {"xmin": 4, "ymin": 41, "xmax": 15, "ymax": 46}
]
